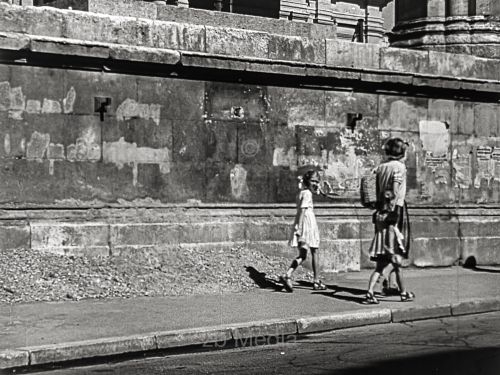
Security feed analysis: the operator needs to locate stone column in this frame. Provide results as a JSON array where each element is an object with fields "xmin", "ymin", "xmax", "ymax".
[
  {"xmin": 448, "ymin": 0, "xmax": 469, "ymax": 16},
  {"xmin": 279, "ymin": 0, "xmax": 310, "ymax": 22}
]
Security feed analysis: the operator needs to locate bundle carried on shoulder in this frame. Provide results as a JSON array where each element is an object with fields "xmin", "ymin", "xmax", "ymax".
[{"xmin": 360, "ymin": 174, "xmax": 377, "ymax": 209}]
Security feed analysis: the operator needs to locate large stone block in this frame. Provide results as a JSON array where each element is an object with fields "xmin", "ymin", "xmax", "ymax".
[
  {"xmin": 31, "ymin": 222, "xmax": 110, "ymax": 256},
  {"xmin": 461, "ymin": 237, "xmax": 500, "ymax": 266},
  {"xmin": 474, "ymin": 103, "xmax": 500, "ymax": 137},
  {"xmin": 138, "ymin": 78, "xmax": 205, "ymax": 121},
  {"xmin": 30, "ymin": 38, "xmax": 110, "ymax": 59},
  {"xmin": 205, "ymin": 27, "xmax": 269, "ymax": 59},
  {"xmin": 0, "ymin": 222, "xmax": 30, "ymax": 249},
  {"xmin": 150, "ymin": 21, "xmax": 205, "ymax": 52},
  {"xmin": 0, "ymin": 32, "xmax": 30, "ymax": 51},
  {"xmin": 64, "ymin": 70, "xmax": 139, "ymax": 116},
  {"xmin": 380, "ymin": 47, "xmax": 429, "ymax": 73},
  {"xmin": 156, "ymin": 327, "xmax": 232, "ymax": 349},
  {"xmin": 26, "ymin": 335, "xmax": 156, "ymax": 365},
  {"xmin": 0, "ymin": 3, "xmax": 65, "ymax": 37},
  {"xmin": 245, "ymin": 221, "xmax": 290, "ymax": 242},
  {"xmin": 230, "ymin": 319, "xmax": 297, "ymax": 340},
  {"xmin": 159, "ymin": 162, "xmax": 206, "ymax": 202},
  {"xmin": 320, "ymin": 239, "xmax": 361, "ymax": 272},
  {"xmin": 297, "ymin": 309, "xmax": 391, "ymax": 333},
  {"xmin": 110, "ymin": 223, "xmax": 181, "ymax": 248},
  {"xmin": 109, "ymin": 45, "xmax": 180, "ymax": 65},
  {"xmin": 268, "ymin": 35, "xmax": 325, "ymax": 64},
  {"xmin": 410, "ymin": 237, "xmax": 461, "ymax": 267},
  {"xmin": 0, "ymin": 349, "xmax": 29, "ymax": 370},
  {"xmin": 64, "ymin": 11, "xmax": 152, "ymax": 47},
  {"xmin": 177, "ymin": 222, "xmax": 246, "ymax": 244},
  {"xmin": 326, "ymin": 40, "xmax": 380, "ymax": 70},
  {"xmin": 89, "ymin": 0, "xmax": 158, "ymax": 19},
  {"xmin": 378, "ymin": 95, "xmax": 428, "ymax": 131}
]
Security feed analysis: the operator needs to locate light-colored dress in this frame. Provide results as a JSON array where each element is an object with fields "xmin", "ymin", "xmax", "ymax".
[
  {"xmin": 368, "ymin": 159, "xmax": 408, "ymax": 260},
  {"xmin": 289, "ymin": 189, "xmax": 320, "ymax": 249}
]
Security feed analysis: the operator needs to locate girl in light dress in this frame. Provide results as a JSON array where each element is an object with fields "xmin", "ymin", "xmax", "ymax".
[
  {"xmin": 364, "ymin": 138, "xmax": 414, "ymax": 304},
  {"xmin": 280, "ymin": 170, "xmax": 327, "ymax": 292}
]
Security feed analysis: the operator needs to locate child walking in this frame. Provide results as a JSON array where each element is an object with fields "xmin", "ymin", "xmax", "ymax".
[
  {"xmin": 364, "ymin": 138, "xmax": 414, "ymax": 304},
  {"xmin": 280, "ymin": 170, "xmax": 327, "ymax": 292}
]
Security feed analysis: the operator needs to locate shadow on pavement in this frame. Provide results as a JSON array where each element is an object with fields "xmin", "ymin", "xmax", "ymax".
[
  {"xmin": 245, "ymin": 266, "xmax": 284, "ymax": 291},
  {"xmin": 463, "ymin": 256, "xmax": 500, "ymax": 273},
  {"xmin": 334, "ymin": 347, "xmax": 500, "ymax": 375}
]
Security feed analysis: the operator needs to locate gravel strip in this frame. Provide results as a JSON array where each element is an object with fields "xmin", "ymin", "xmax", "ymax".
[{"xmin": 0, "ymin": 247, "xmax": 312, "ymax": 304}]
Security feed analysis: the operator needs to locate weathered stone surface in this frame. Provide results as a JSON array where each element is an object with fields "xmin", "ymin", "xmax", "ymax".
[
  {"xmin": 326, "ymin": 40, "xmax": 380, "ymax": 70},
  {"xmin": 392, "ymin": 305, "xmax": 451, "ymax": 323},
  {"xmin": 0, "ymin": 3, "xmax": 66, "ymax": 37},
  {"xmin": 109, "ymin": 45, "xmax": 180, "ymax": 65},
  {"xmin": 89, "ymin": 0, "xmax": 158, "ymax": 20},
  {"xmin": 26, "ymin": 335, "xmax": 156, "ymax": 365},
  {"xmin": 64, "ymin": 11, "xmax": 152, "ymax": 47},
  {"xmin": 30, "ymin": 38, "xmax": 110, "ymax": 59},
  {"xmin": 150, "ymin": 21, "xmax": 205, "ymax": 52},
  {"xmin": 411, "ymin": 238, "xmax": 461, "ymax": 267},
  {"xmin": 297, "ymin": 309, "xmax": 391, "ymax": 334},
  {"xmin": 378, "ymin": 95, "xmax": 428, "ymax": 131},
  {"xmin": 474, "ymin": 103, "xmax": 500, "ymax": 137},
  {"xmin": 156, "ymin": 327, "xmax": 232, "ymax": 349},
  {"xmin": 31, "ymin": 222, "xmax": 109, "ymax": 254},
  {"xmin": 320, "ymin": 239, "xmax": 361, "ymax": 272},
  {"xmin": 0, "ymin": 223, "xmax": 30, "ymax": 249},
  {"xmin": 268, "ymin": 35, "xmax": 325, "ymax": 64},
  {"xmin": 230, "ymin": 320, "xmax": 297, "ymax": 340},
  {"xmin": 0, "ymin": 32, "xmax": 30, "ymax": 50},
  {"xmin": 452, "ymin": 298, "xmax": 500, "ymax": 316},
  {"xmin": 205, "ymin": 27, "xmax": 269, "ymax": 59},
  {"xmin": 0, "ymin": 349, "xmax": 29, "ymax": 369},
  {"xmin": 245, "ymin": 221, "xmax": 290, "ymax": 242},
  {"xmin": 461, "ymin": 237, "xmax": 500, "ymax": 265},
  {"xmin": 380, "ymin": 47, "xmax": 430, "ymax": 73},
  {"xmin": 110, "ymin": 223, "xmax": 181, "ymax": 248}
]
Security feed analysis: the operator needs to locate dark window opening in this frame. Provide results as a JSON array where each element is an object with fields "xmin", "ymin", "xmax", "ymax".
[{"xmin": 189, "ymin": 0, "xmax": 280, "ymax": 19}]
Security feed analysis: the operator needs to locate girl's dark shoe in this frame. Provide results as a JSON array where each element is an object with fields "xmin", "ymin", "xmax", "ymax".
[
  {"xmin": 362, "ymin": 292, "xmax": 379, "ymax": 305},
  {"xmin": 313, "ymin": 280, "xmax": 327, "ymax": 290},
  {"xmin": 280, "ymin": 275, "xmax": 294, "ymax": 293},
  {"xmin": 400, "ymin": 291, "xmax": 415, "ymax": 302}
]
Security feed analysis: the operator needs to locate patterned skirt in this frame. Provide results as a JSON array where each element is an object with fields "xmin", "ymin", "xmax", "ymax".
[{"xmin": 368, "ymin": 204, "xmax": 410, "ymax": 261}]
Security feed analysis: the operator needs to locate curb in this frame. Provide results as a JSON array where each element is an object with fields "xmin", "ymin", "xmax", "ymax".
[{"xmin": 1, "ymin": 297, "xmax": 499, "ymax": 370}]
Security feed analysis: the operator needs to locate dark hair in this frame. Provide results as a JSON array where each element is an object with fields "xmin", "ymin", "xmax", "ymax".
[
  {"xmin": 384, "ymin": 138, "xmax": 407, "ymax": 159},
  {"xmin": 302, "ymin": 170, "xmax": 320, "ymax": 188}
]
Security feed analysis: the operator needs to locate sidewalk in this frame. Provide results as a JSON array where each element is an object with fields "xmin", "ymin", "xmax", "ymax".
[{"xmin": 1, "ymin": 267, "xmax": 499, "ymax": 370}]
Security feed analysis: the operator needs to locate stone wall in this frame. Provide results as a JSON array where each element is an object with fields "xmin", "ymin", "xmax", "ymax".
[{"xmin": 0, "ymin": 2, "xmax": 500, "ymax": 271}]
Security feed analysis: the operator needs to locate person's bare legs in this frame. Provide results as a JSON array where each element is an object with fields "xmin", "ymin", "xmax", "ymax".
[
  {"xmin": 310, "ymin": 248, "xmax": 319, "ymax": 282},
  {"xmin": 285, "ymin": 247, "xmax": 307, "ymax": 278}
]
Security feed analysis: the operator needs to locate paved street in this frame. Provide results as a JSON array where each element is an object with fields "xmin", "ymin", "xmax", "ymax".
[{"xmin": 20, "ymin": 312, "xmax": 500, "ymax": 375}]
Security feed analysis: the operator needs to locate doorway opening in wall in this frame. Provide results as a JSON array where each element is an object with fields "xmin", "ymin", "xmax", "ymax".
[{"xmin": 188, "ymin": 0, "xmax": 280, "ymax": 18}]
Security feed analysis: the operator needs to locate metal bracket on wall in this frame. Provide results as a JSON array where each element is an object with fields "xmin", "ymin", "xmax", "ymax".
[{"xmin": 94, "ymin": 97, "xmax": 112, "ymax": 121}]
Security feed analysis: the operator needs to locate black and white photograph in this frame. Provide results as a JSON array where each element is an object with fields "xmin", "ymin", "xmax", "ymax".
[{"xmin": 0, "ymin": 0, "xmax": 499, "ymax": 374}]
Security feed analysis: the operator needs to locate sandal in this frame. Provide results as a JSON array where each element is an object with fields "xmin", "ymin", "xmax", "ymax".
[
  {"xmin": 279, "ymin": 275, "xmax": 294, "ymax": 293},
  {"xmin": 400, "ymin": 291, "xmax": 415, "ymax": 302},
  {"xmin": 362, "ymin": 292, "xmax": 379, "ymax": 305},
  {"xmin": 313, "ymin": 280, "xmax": 327, "ymax": 290}
]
